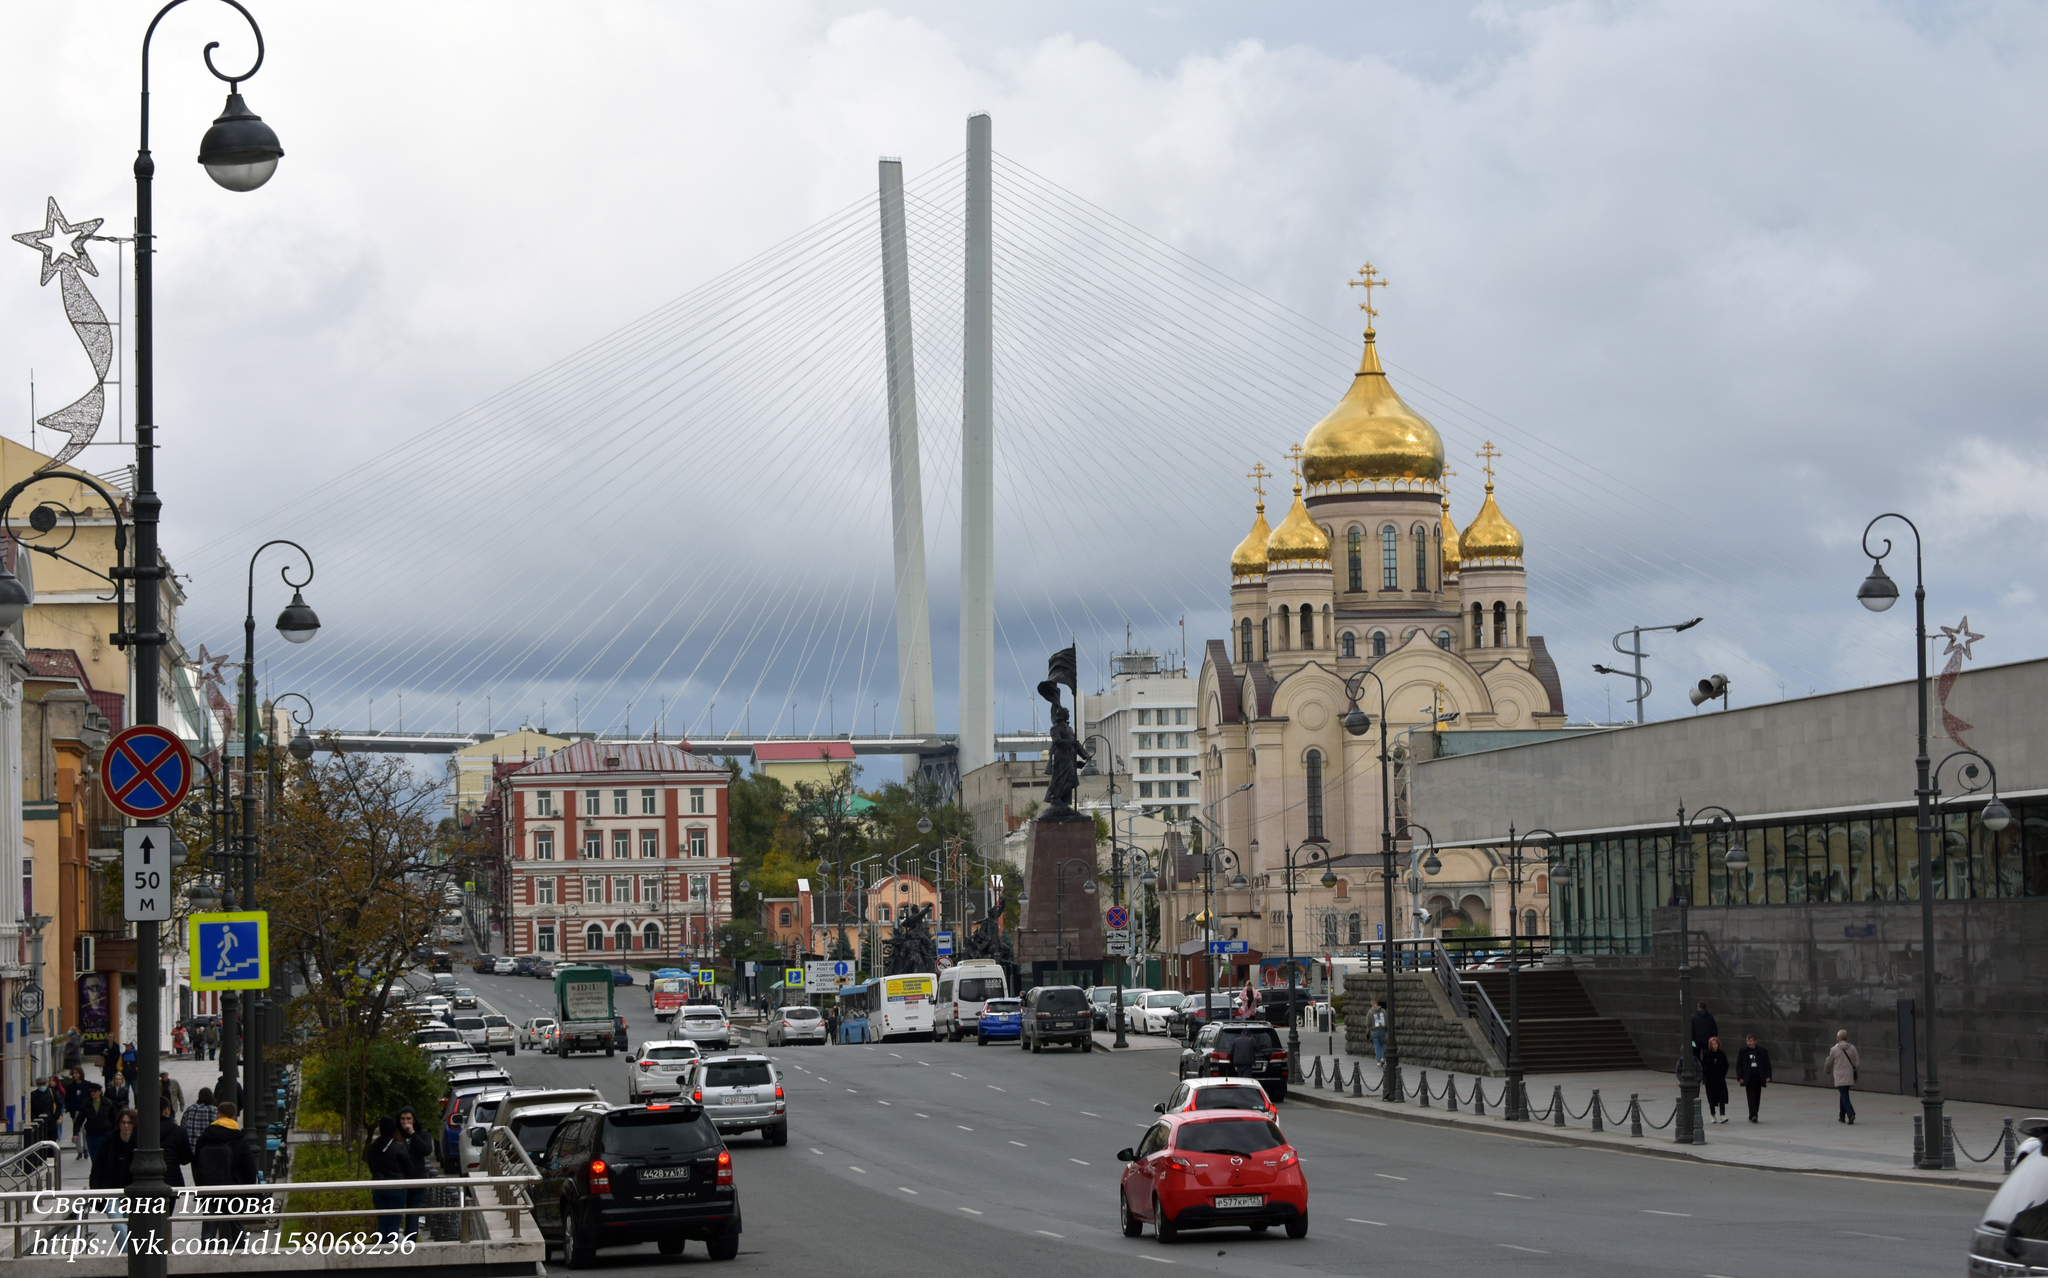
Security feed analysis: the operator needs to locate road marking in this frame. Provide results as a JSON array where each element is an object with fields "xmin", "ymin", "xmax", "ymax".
[
  {"xmin": 1009, "ymin": 1141, "xmax": 1028, "ymax": 1147},
  {"xmin": 916, "ymin": 1113, "xmax": 930, "ymax": 1118},
  {"xmin": 1643, "ymin": 1209, "xmax": 1691, "ymax": 1217},
  {"xmin": 1375, "ymin": 1173, "xmax": 1407, "ymax": 1181},
  {"xmin": 1070, "ymin": 1158, "xmax": 1089, "ymax": 1165},
  {"xmin": 847, "ymin": 1089, "xmax": 859, "ymax": 1093},
  {"xmin": 952, "ymin": 1072, "xmax": 967, "ymax": 1078},
  {"xmin": 1840, "ymin": 1232, "xmax": 1905, "ymax": 1242},
  {"xmin": 809, "ymin": 1148, "xmax": 824, "ymax": 1155},
  {"xmin": 1032, "ymin": 1098, "xmax": 1049, "ymax": 1105},
  {"xmin": 988, "ymin": 1085, "xmax": 1006, "ymax": 1091},
  {"xmin": 919, "ymin": 1061, "xmax": 931, "ymax": 1066},
  {"xmin": 877, "ymin": 1100, "xmax": 891, "ymax": 1105},
  {"xmin": 958, "ymin": 1125, "xmax": 974, "ymax": 1131},
  {"xmin": 1348, "ymin": 1218, "xmax": 1387, "ymax": 1226},
  {"xmin": 958, "ymin": 1207, "xmax": 982, "ymax": 1215},
  {"xmin": 1499, "ymin": 1244, "xmax": 1549, "ymax": 1254},
  {"xmin": 1081, "ymin": 1111, "xmax": 1100, "ymax": 1117},
  {"xmin": 1495, "ymin": 1192, "xmax": 1534, "ymax": 1199},
  {"xmin": 898, "ymin": 1186, "xmax": 917, "ymax": 1194},
  {"xmin": 1139, "ymin": 1256, "xmax": 1173, "ymax": 1264},
  {"xmin": 863, "ymin": 1046, "xmax": 876, "ymax": 1051},
  {"xmin": 849, "ymin": 1166, "xmax": 866, "ymax": 1174},
  {"xmin": 1035, "ymin": 1230, "xmax": 1064, "ymax": 1239}
]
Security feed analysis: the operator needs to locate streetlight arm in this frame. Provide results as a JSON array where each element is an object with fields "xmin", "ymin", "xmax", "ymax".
[{"xmin": 245, "ymin": 537, "xmax": 314, "ymax": 618}]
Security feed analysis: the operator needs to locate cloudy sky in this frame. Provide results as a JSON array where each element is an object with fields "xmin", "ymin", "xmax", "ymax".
[{"xmin": 4, "ymin": 1, "xmax": 2043, "ymax": 744}]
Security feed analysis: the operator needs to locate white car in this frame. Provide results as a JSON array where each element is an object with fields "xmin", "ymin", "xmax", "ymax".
[
  {"xmin": 626, "ymin": 1039, "xmax": 702, "ymax": 1102},
  {"xmin": 517, "ymin": 1017, "xmax": 557, "ymax": 1050},
  {"xmin": 491, "ymin": 957, "xmax": 517, "ymax": 975},
  {"xmin": 1137, "ymin": 990, "xmax": 1187, "ymax": 1035},
  {"xmin": 673, "ymin": 1004, "xmax": 731, "ymax": 1050},
  {"xmin": 766, "ymin": 1006, "xmax": 826, "ymax": 1046},
  {"xmin": 475, "ymin": 1013, "xmax": 516, "ymax": 1055}
]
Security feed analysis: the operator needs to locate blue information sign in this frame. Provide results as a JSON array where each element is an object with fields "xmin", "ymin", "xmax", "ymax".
[
  {"xmin": 1208, "ymin": 939, "xmax": 1249, "ymax": 955},
  {"xmin": 189, "ymin": 912, "xmax": 269, "ymax": 990}
]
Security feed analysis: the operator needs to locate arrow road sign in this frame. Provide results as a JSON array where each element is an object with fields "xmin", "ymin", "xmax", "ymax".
[
  {"xmin": 122, "ymin": 826, "xmax": 171, "ymax": 921},
  {"xmin": 1209, "ymin": 939, "xmax": 1249, "ymax": 954},
  {"xmin": 101, "ymin": 725, "xmax": 192, "ymax": 820},
  {"xmin": 189, "ymin": 912, "xmax": 268, "ymax": 990}
]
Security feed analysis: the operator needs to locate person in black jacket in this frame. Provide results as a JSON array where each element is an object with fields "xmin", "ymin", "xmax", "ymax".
[
  {"xmin": 1700, "ymin": 1036, "xmax": 1732, "ymax": 1123},
  {"xmin": 192, "ymin": 1100, "xmax": 259, "ymax": 1246},
  {"xmin": 31, "ymin": 1075, "xmax": 64, "ymax": 1143},
  {"xmin": 1735, "ymin": 1034, "xmax": 1773, "ymax": 1123},
  {"xmin": 158, "ymin": 1094, "xmax": 193, "ymax": 1188},
  {"xmin": 80, "ymin": 1083, "xmax": 116, "ymax": 1164},
  {"xmin": 392, "ymin": 1106, "xmax": 434, "ymax": 1240},
  {"xmin": 89, "ymin": 1109, "xmax": 140, "ymax": 1252},
  {"xmin": 365, "ymin": 1116, "xmax": 408, "ymax": 1243},
  {"xmin": 1689, "ymin": 1003, "xmax": 1719, "ymax": 1066}
]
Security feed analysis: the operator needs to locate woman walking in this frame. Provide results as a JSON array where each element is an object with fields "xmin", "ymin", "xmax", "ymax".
[
  {"xmin": 1826, "ymin": 1029, "xmax": 1860, "ymax": 1124},
  {"xmin": 1735, "ymin": 1034, "xmax": 1772, "ymax": 1122},
  {"xmin": 365, "ymin": 1116, "xmax": 408, "ymax": 1243},
  {"xmin": 1700, "ymin": 1036, "xmax": 1731, "ymax": 1123}
]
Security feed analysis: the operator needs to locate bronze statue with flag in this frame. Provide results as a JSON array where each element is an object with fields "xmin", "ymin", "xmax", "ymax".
[{"xmin": 1038, "ymin": 645, "xmax": 1092, "ymax": 821}]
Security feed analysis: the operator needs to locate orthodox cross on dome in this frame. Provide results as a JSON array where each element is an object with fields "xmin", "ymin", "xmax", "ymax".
[
  {"xmin": 1246, "ymin": 461, "xmax": 1270, "ymax": 502},
  {"xmin": 1475, "ymin": 441, "xmax": 1502, "ymax": 485},
  {"xmin": 1347, "ymin": 262, "xmax": 1388, "ymax": 331},
  {"xmin": 1285, "ymin": 443, "xmax": 1304, "ymax": 486},
  {"xmin": 1440, "ymin": 466, "xmax": 1458, "ymax": 495}
]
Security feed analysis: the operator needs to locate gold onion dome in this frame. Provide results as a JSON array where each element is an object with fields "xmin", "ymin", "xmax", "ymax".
[
  {"xmin": 1440, "ymin": 494, "xmax": 1462, "ymax": 575},
  {"xmin": 1459, "ymin": 481, "xmax": 1524, "ymax": 564},
  {"xmin": 1265, "ymin": 484, "xmax": 1331, "ymax": 567},
  {"xmin": 1300, "ymin": 331, "xmax": 1445, "ymax": 487},
  {"xmin": 1231, "ymin": 500, "xmax": 1272, "ymax": 580}
]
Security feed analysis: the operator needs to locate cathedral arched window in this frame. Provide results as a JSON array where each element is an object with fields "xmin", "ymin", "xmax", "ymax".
[
  {"xmin": 1493, "ymin": 600, "xmax": 1508, "ymax": 648},
  {"xmin": 1305, "ymin": 749, "xmax": 1325, "ymax": 840},
  {"xmin": 1472, "ymin": 602, "xmax": 1485, "ymax": 648},
  {"xmin": 1347, "ymin": 913, "xmax": 1363, "ymax": 945},
  {"xmin": 1346, "ymin": 527, "xmax": 1363, "ymax": 592},
  {"xmin": 1436, "ymin": 629, "xmax": 1453, "ymax": 651},
  {"xmin": 1239, "ymin": 616, "xmax": 1253, "ymax": 663},
  {"xmin": 1340, "ymin": 632, "xmax": 1356, "ymax": 658},
  {"xmin": 1260, "ymin": 617, "xmax": 1269, "ymax": 659},
  {"xmin": 1381, "ymin": 526, "xmax": 1399, "ymax": 589},
  {"xmin": 1515, "ymin": 601, "xmax": 1525, "ymax": 646},
  {"xmin": 1413, "ymin": 524, "xmax": 1429, "ymax": 592},
  {"xmin": 1299, "ymin": 603, "xmax": 1314, "ymax": 650},
  {"xmin": 1371, "ymin": 631, "xmax": 1388, "ymax": 657}
]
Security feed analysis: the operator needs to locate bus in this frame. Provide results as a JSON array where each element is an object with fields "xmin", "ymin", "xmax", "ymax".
[
  {"xmin": 649, "ymin": 969, "xmax": 689, "ymax": 1020},
  {"xmin": 844, "ymin": 972, "xmax": 937, "ymax": 1042}
]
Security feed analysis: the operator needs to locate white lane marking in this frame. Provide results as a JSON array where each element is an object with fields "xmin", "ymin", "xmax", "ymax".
[
  {"xmin": 1839, "ymin": 1232, "xmax": 1905, "ymax": 1241},
  {"xmin": 1348, "ymin": 1219, "xmax": 1387, "ymax": 1226},
  {"xmin": 1069, "ymin": 1158, "xmax": 1089, "ymax": 1165},
  {"xmin": 958, "ymin": 1125, "xmax": 974, "ymax": 1131},
  {"xmin": 1375, "ymin": 1173, "xmax": 1407, "ymax": 1181},
  {"xmin": 1495, "ymin": 1192, "xmax": 1533, "ymax": 1199},
  {"xmin": 890, "ymin": 1052, "xmax": 902, "ymax": 1058},
  {"xmin": 958, "ymin": 1207, "xmax": 982, "ymax": 1215},
  {"xmin": 1032, "ymin": 1098, "xmax": 1049, "ymax": 1105},
  {"xmin": 898, "ymin": 1186, "xmax": 917, "ymax": 1194},
  {"xmin": 1009, "ymin": 1140, "xmax": 1028, "ymax": 1147},
  {"xmin": 1139, "ymin": 1257, "xmax": 1173, "ymax": 1265},
  {"xmin": 988, "ymin": 1085, "xmax": 1006, "ymax": 1091},
  {"xmin": 916, "ymin": 1113, "xmax": 930, "ymax": 1118},
  {"xmin": 847, "ymin": 1088, "xmax": 858, "ymax": 1093},
  {"xmin": 849, "ymin": 1166, "xmax": 866, "ymax": 1173},
  {"xmin": 1081, "ymin": 1111, "xmax": 1100, "ymax": 1117},
  {"xmin": 1643, "ymin": 1209, "xmax": 1691, "ymax": 1217},
  {"xmin": 1499, "ymin": 1244, "xmax": 1549, "ymax": 1253},
  {"xmin": 863, "ymin": 1046, "xmax": 877, "ymax": 1051},
  {"xmin": 809, "ymin": 1148, "xmax": 824, "ymax": 1155},
  {"xmin": 1035, "ymin": 1230, "xmax": 1064, "ymax": 1238},
  {"xmin": 878, "ymin": 1100, "xmax": 891, "ymax": 1105},
  {"xmin": 952, "ymin": 1072, "xmax": 967, "ymax": 1079}
]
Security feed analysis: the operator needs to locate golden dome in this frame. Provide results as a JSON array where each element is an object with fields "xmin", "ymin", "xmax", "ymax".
[
  {"xmin": 1266, "ymin": 484, "xmax": 1331, "ymax": 567},
  {"xmin": 1440, "ymin": 494, "xmax": 1462, "ymax": 576},
  {"xmin": 1459, "ymin": 481, "xmax": 1524, "ymax": 565},
  {"xmin": 1231, "ymin": 500, "xmax": 1271, "ymax": 581},
  {"xmin": 1300, "ymin": 331, "xmax": 1445, "ymax": 489}
]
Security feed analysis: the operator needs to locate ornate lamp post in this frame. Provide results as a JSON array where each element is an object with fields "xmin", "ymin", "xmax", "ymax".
[
  {"xmin": 1341, "ymin": 668, "xmax": 1406, "ymax": 1102},
  {"xmin": 1500, "ymin": 825, "xmax": 1566, "ymax": 1120},
  {"xmin": 1672, "ymin": 803, "xmax": 1739, "ymax": 1144},
  {"xmin": 1080, "ymin": 735, "xmax": 1130, "ymax": 1045},
  {"xmin": 1277, "ymin": 841, "xmax": 1337, "ymax": 1083},
  {"xmin": 1857, "ymin": 514, "xmax": 2013, "ymax": 1167}
]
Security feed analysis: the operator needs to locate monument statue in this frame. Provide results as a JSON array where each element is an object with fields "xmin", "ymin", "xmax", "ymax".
[
  {"xmin": 963, "ymin": 893, "xmax": 1013, "ymax": 964},
  {"xmin": 886, "ymin": 903, "xmax": 938, "ymax": 975},
  {"xmin": 1038, "ymin": 645, "xmax": 1092, "ymax": 821}
]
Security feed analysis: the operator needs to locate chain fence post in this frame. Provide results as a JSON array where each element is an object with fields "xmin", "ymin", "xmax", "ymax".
[
  {"xmin": 1552, "ymin": 1085, "xmax": 1567, "ymax": 1128},
  {"xmin": 1629, "ymin": 1093, "xmax": 1643, "ymax": 1138},
  {"xmin": 1590, "ymin": 1088, "xmax": 1603, "ymax": 1133},
  {"xmin": 1418, "ymin": 1070, "xmax": 1431, "ymax": 1109},
  {"xmin": 1352, "ymin": 1061, "xmax": 1365, "ymax": 1097},
  {"xmin": 1310, "ymin": 1057, "xmax": 1322, "ymax": 1088},
  {"xmin": 1472, "ymin": 1078, "xmax": 1487, "ymax": 1117},
  {"xmin": 1692, "ymin": 1096, "xmax": 1706, "ymax": 1145},
  {"xmin": 1942, "ymin": 1116, "xmax": 1956, "ymax": 1171},
  {"xmin": 1446, "ymin": 1072, "xmax": 1459, "ymax": 1113}
]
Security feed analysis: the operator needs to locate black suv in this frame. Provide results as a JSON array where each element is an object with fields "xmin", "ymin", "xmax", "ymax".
[
  {"xmin": 1021, "ymin": 985, "xmax": 1094, "ymax": 1053},
  {"xmin": 1181, "ymin": 1020, "xmax": 1289, "ymax": 1101},
  {"xmin": 534, "ymin": 1102, "xmax": 742, "ymax": 1265}
]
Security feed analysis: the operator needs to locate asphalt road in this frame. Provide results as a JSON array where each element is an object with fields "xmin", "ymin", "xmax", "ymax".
[{"xmin": 451, "ymin": 971, "xmax": 1986, "ymax": 1275}]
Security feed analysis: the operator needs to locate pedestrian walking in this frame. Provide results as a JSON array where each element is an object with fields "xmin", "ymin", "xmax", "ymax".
[
  {"xmin": 89, "ymin": 1108, "xmax": 140, "ymax": 1251},
  {"xmin": 161, "ymin": 1071, "xmax": 186, "ymax": 1117},
  {"xmin": 393, "ymin": 1106, "xmax": 434, "ymax": 1240},
  {"xmin": 1370, "ymin": 999, "xmax": 1388, "ymax": 1062},
  {"xmin": 364, "ymin": 1116, "xmax": 410, "ymax": 1243},
  {"xmin": 31, "ymin": 1075, "xmax": 65, "ymax": 1142},
  {"xmin": 80, "ymin": 1082, "xmax": 115, "ymax": 1163},
  {"xmin": 182, "ymin": 1087, "xmax": 219, "ymax": 1149},
  {"xmin": 66, "ymin": 1068, "xmax": 90, "ymax": 1156},
  {"xmin": 1689, "ymin": 1002, "xmax": 1719, "ymax": 1066},
  {"xmin": 192, "ymin": 1100, "xmax": 258, "ymax": 1248},
  {"xmin": 159, "ymin": 1094, "xmax": 193, "ymax": 1187},
  {"xmin": 1227, "ymin": 1027, "xmax": 1257, "ymax": 1078},
  {"xmin": 1701, "ymin": 1036, "xmax": 1731, "ymax": 1123},
  {"xmin": 1826, "ymin": 1029, "xmax": 1860, "ymax": 1124},
  {"xmin": 101, "ymin": 1039, "xmax": 122, "ymax": 1088},
  {"xmin": 62, "ymin": 1028, "xmax": 83, "ymax": 1074},
  {"xmin": 1735, "ymin": 1034, "xmax": 1772, "ymax": 1122},
  {"xmin": 104, "ymin": 1072, "xmax": 130, "ymax": 1113},
  {"xmin": 203, "ymin": 1023, "xmax": 220, "ymax": 1061}
]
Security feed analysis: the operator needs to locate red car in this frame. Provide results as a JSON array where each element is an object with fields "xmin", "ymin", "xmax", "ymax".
[{"xmin": 1117, "ymin": 1111, "xmax": 1308, "ymax": 1241}]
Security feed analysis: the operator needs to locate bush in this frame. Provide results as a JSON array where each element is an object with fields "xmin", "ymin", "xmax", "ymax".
[
  {"xmin": 302, "ymin": 1035, "xmax": 443, "ymax": 1138},
  {"xmin": 283, "ymin": 1141, "xmax": 373, "ymax": 1240}
]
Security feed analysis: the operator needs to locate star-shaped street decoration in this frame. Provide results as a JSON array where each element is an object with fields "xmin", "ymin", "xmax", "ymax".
[
  {"xmin": 1939, "ymin": 616, "xmax": 1984, "ymax": 659},
  {"xmin": 12, "ymin": 197, "xmax": 102, "ymax": 287}
]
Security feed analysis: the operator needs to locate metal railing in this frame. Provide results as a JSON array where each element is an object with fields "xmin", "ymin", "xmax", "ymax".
[{"xmin": 1461, "ymin": 977, "xmax": 1512, "ymax": 1064}]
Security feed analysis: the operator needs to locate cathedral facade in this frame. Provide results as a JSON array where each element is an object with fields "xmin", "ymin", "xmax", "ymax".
[{"xmin": 1194, "ymin": 306, "xmax": 1567, "ymax": 965}]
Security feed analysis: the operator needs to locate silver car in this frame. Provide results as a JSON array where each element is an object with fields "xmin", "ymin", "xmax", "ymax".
[
  {"xmin": 673, "ymin": 1004, "xmax": 731, "ymax": 1050},
  {"xmin": 766, "ymin": 1006, "xmax": 826, "ymax": 1046},
  {"xmin": 625, "ymin": 1039, "xmax": 701, "ymax": 1102},
  {"xmin": 517, "ymin": 1017, "xmax": 557, "ymax": 1050},
  {"xmin": 692, "ymin": 1053, "xmax": 786, "ymax": 1145}
]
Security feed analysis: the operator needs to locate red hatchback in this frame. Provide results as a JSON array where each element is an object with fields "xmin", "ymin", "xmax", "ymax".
[{"xmin": 1117, "ymin": 1112, "xmax": 1307, "ymax": 1241}]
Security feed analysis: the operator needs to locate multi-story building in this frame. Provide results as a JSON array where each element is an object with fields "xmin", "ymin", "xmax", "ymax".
[
  {"xmin": 451, "ymin": 728, "xmax": 570, "ymax": 814},
  {"xmin": 496, "ymin": 740, "xmax": 732, "ymax": 962},
  {"xmin": 1083, "ymin": 649, "xmax": 1196, "ymax": 822}
]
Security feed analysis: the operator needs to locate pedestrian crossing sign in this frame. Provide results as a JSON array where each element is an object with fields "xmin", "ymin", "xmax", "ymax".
[
  {"xmin": 785, "ymin": 967, "xmax": 803, "ymax": 988},
  {"xmin": 189, "ymin": 911, "xmax": 269, "ymax": 990}
]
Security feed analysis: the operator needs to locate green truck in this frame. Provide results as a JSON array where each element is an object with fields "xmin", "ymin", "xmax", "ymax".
[{"xmin": 552, "ymin": 964, "xmax": 617, "ymax": 1057}]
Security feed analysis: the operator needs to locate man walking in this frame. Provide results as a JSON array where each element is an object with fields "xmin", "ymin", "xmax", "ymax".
[
  {"xmin": 203, "ymin": 1022, "xmax": 220, "ymax": 1062},
  {"xmin": 1735, "ymin": 1034, "xmax": 1772, "ymax": 1123},
  {"xmin": 193, "ymin": 1100, "xmax": 259, "ymax": 1247},
  {"xmin": 1826, "ymin": 1029, "xmax": 1860, "ymax": 1124},
  {"xmin": 182, "ymin": 1087, "xmax": 219, "ymax": 1149},
  {"xmin": 1689, "ymin": 1002, "xmax": 1719, "ymax": 1066},
  {"xmin": 1370, "ymin": 999, "xmax": 1388, "ymax": 1062}
]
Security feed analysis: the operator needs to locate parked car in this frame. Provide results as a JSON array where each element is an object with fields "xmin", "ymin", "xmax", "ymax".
[
  {"xmin": 1247, "ymin": 988, "xmax": 1317, "ymax": 1028},
  {"xmin": 976, "ymin": 997, "xmax": 1022, "ymax": 1045},
  {"xmin": 492, "ymin": 957, "xmax": 518, "ymax": 975},
  {"xmin": 472, "ymin": 957, "xmax": 498, "ymax": 975},
  {"xmin": 691, "ymin": 1053, "xmax": 786, "ymax": 1145},
  {"xmin": 765, "ymin": 1006, "xmax": 826, "ymax": 1047},
  {"xmin": 512, "ymin": 957, "xmax": 540, "ymax": 977},
  {"xmin": 1020, "ymin": 985, "xmax": 1093, "ymax": 1053},
  {"xmin": 611, "ymin": 967, "xmax": 636, "ymax": 985},
  {"xmin": 530, "ymin": 960, "xmax": 559, "ymax": 980},
  {"xmin": 674, "ymin": 1005, "xmax": 731, "ymax": 1050},
  {"xmin": 626, "ymin": 1040, "xmax": 702, "ymax": 1103},
  {"xmin": 1970, "ymin": 1116, "xmax": 2048, "ymax": 1274},
  {"xmin": 477, "ymin": 1013, "xmax": 516, "ymax": 1055},
  {"xmin": 1180, "ymin": 1020, "xmax": 1289, "ymax": 1102},
  {"xmin": 451, "ymin": 1014, "xmax": 490, "ymax": 1049},
  {"xmin": 499, "ymin": 1098, "xmax": 603, "ymax": 1171},
  {"xmin": 450, "ymin": 987, "xmax": 479, "ymax": 1010},
  {"xmin": 1088, "ymin": 986, "xmax": 1120, "ymax": 1030},
  {"xmin": 1117, "ymin": 1112, "xmax": 1307, "ymax": 1240},
  {"xmin": 533, "ymin": 1101, "xmax": 742, "ymax": 1264},
  {"xmin": 413, "ymin": 1026, "xmax": 464, "ymax": 1051},
  {"xmin": 1137, "ymin": 991, "xmax": 1186, "ymax": 1035},
  {"xmin": 1154, "ymin": 1076, "xmax": 1277, "ymax": 1117},
  {"xmin": 1165, "ymin": 993, "xmax": 1231, "ymax": 1041},
  {"xmin": 518, "ymin": 1017, "xmax": 559, "ymax": 1050}
]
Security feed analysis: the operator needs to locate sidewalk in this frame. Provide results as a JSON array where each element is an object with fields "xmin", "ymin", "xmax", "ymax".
[{"xmin": 1283, "ymin": 1048, "xmax": 2024, "ymax": 1187}]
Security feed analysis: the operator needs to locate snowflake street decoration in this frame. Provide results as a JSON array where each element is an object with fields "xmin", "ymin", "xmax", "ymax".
[
  {"xmin": 1936, "ymin": 615, "xmax": 1985, "ymax": 749},
  {"xmin": 12, "ymin": 198, "xmax": 111, "ymax": 473}
]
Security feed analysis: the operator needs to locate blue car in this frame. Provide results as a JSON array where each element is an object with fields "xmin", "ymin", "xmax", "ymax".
[
  {"xmin": 612, "ymin": 967, "xmax": 635, "ymax": 986},
  {"xmin": 977, "ymin": 997, "xmax": 1023, "ymax": 1046}
]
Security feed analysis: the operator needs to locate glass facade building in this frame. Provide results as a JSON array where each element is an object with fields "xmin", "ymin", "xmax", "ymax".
[{"xmin": 1553, "ymin": 800, "xmax": 2048, "ymax": 955}]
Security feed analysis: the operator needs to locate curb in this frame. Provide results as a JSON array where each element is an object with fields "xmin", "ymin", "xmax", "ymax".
[{"xmin": 1284, "ymin": 1088, "xmax": 2001, "ymax": 1189}]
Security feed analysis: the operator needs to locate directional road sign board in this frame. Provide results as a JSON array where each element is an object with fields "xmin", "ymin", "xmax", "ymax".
[
  {"xmin": 189, "ymin": 912, "xmax": 269, "ymax": 990},
  {"xmin": 805, "ymin": 959, "xmax": 857, "ymax": 993},
  {"xmin": 122, "ymin": 826, "xmax": 172, "ymax": 922},
  {"xmin": 1105, "ymin": 905, "xmax": 1130, "ymax": 930},
  {"xmin": 1106, "ymin": 934, "xmax": 1132, "ymax": 956},
  {"xmin": 1209, "ymin": 939, "xmax": 1250, "ymax": 955},
  {"xmin": 101, "ymin": 725, "xmax": 192, "ymax": 820}
]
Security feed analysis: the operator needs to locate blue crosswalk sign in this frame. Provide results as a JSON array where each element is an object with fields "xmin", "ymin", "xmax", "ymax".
[{"xmin": 189, "ymin": 912, "xmax": 269, "ymax": 990}]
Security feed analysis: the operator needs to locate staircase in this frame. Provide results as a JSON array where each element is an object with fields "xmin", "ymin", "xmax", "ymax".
[{"xmin": 1468, "ymin": 968, "xmax": 1642, "ymax": 1073}]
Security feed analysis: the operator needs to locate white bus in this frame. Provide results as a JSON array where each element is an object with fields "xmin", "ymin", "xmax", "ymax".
[
  {"xmin": 861, "ymin": 972, "xmax": 937, "ymax": 1042},
  {"xmin": 934, "ymin": 963, "xmax": 1009, "ymax": 1041}
]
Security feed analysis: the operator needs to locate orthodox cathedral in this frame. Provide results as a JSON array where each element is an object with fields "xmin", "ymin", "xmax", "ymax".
[{"xmin": 1194, "ymin": 272, "xmax": 1566, "ymax": 956}]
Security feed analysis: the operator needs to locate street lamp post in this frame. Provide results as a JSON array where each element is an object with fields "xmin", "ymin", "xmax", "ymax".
[
  {"xmin": 1500, "ymin": 825, "xmax": 1564, "ymax": 1121},
  {"xmin": 1341, "ymin": 668, "xmax": 1406, "ymax": 1102},
  {"xmin": 1278, "ymin": 842, "xmax": 1338, "ymax": 1084},
  {"xmin": 1671, "ymin": 803, "xmax": 1739, "ymax": 1144},
  {"xmin": 1197, "ymin": 847, "xmax": 1246, "ymax": 1024},
  {"xmin": 1080, "ymin": 735, "xmax": 1129, "ymax": 1046},
  {"xmin": 1591, "ymin": 616, "xmax": 1702, "ymax": 724},
  {"xmin": 1856, "ymin": 513, "xmax": 2013, "ymax": 1167}
]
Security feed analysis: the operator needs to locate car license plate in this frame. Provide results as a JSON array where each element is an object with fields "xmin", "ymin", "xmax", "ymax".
[
  {"xmin": 1055, "ymin": 1021, "xmax": 1076, "ymax": 1029},
  {"xmin": 1214, "ymin": 1195, "xmax": 1264, "ymax": 1209},
  {"xmin": 639, "ymin": 1166, "xmax": 690, "ymax": 1181}
]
